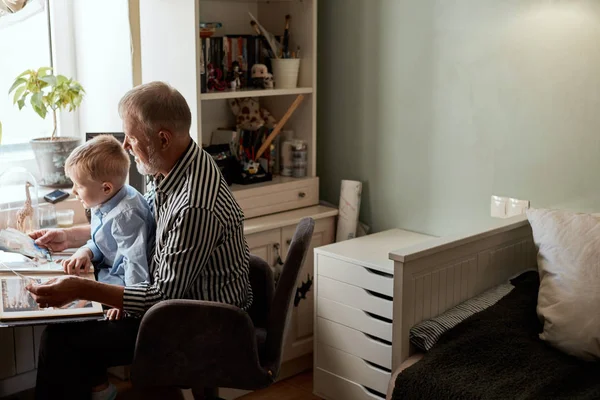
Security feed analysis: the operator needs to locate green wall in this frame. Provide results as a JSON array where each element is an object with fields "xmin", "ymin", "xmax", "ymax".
[{"xmin": 318, "ymin": 0, "xmax": 600, "ymax": 236}]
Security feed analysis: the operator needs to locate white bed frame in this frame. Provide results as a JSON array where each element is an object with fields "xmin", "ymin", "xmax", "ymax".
[{"xmin": 389, "ymin": 215, "xmax": 537, "ymax": 370}]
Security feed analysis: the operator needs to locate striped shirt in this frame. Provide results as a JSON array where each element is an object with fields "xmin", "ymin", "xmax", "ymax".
[{"xmin": 122, "ymin": 140, "xmax": 253, "ymax": 314}]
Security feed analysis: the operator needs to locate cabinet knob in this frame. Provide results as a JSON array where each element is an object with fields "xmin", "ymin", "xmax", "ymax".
[
  {"xmin": 298, "ymin": 191, "xmax": 306, "ymax": 198},
  {"xmin": 286, "ymin": 239, "xmax": 292, "ymax": 245}
]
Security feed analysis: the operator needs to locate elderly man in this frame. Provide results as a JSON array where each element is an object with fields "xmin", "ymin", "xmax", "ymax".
[{"xmin": 27, "ymin": 81, "xmax": 252, "ymax": 400}]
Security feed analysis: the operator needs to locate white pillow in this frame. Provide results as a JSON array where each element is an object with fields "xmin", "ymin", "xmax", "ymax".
[{"xmin": 526, "ymin": 208, "xmax": 600, "ymax": 361}]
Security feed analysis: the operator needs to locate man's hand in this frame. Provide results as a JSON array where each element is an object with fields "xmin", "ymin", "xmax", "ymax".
[
  {"xmin": 26, "ymin": 275, "xmax": 83, "ymax": 308},
  {"xmin": 106, "ymin": 308, "xmax": 122, "ymax": 321},
  {"xmin": 62, "ymin": 248, "xmax": 92, "ymax": 275},
  {"xmin": 29, "ymin": 229, "xmax": 69, "ymax": 252}
]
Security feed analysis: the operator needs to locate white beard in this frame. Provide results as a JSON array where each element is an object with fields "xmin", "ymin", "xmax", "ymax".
[{"xmin": 132, "ymin": 146, "xmax": 160, "ymax": 176}]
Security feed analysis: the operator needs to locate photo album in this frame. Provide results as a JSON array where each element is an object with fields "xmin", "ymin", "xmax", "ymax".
[{"xmin": 0, "ymin": 228, "xmax": 104, "ymax": 324}]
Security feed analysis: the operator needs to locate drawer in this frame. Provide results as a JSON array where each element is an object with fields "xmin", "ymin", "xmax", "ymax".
[
  {"xmin": 317, "ymin": 297, "xmax": 392, "ymax": 342},
  {"xmin": 317, "ymin": 317, "xmax": 391, "ymax": 369},
  {"xmin": 234, "ymin": 177, "xmax": 318, "ymax": 219},
  {"xmin": 316, "ymin": 342, "xmax": 390, "ymax": 394},
  {"xmin": 314, "ymin": 368, "xmax": 385, "ymax": 400},
  {"xmin": 318, "ymin": 276, "xmax": 393, "ymax": 320},
  {"xmin": 318, "ymin": 255, "xmax": 393, "ymax": 297}
]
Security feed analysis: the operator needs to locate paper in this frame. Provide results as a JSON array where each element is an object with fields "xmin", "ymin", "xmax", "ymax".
[
  {"xmin": 335, "ymin": 180, "xmax": 363, "ymax": 242},
  {"xmin": 0, "ymin": 251, "xmax": 64, "ymax": 273},
  {"xmin": 0, "ymin": 228, "xmax": 51, "ymax": 261}
]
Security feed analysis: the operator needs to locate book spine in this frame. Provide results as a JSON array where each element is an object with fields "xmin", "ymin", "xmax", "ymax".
[{"xmin": 201, "ymin": 37, "xmax": 207, "ymax": 93}]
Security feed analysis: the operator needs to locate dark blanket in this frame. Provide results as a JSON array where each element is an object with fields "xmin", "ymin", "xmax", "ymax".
[{"xmin": 393, "ymin": 271, "xmax": 600, "ymax": 400}]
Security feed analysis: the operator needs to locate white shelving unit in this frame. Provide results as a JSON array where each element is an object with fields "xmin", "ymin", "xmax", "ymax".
[
  {"xmin": 138, "ymin": 0, "xmax": 337, "ymax": 392},
  {"xmin": 139, "ymin": 0, "xmax": 319, "ymax": 207}
]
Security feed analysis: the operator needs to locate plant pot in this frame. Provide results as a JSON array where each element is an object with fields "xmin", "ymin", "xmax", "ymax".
[{"xmin": 30, "ymin": 137, "xmax": 80, "ymax": 188}]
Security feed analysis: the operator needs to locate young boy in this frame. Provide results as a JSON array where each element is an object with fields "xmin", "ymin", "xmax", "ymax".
[{"xmin": 62, "ymin": 135, "xmax": 155, "ymax": 320}]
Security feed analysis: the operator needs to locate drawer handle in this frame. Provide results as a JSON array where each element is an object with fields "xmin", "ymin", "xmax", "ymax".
[
  {"xmin": 364, "ymin": 289, "xmax": 393, "ymax": 302},
  {"xmin": 363, "ymin": 385, "xmax": 387, "ymax": 399},
  {"xmin": 364, "ymin": 359, "xmax": 392, "ymax": 374},
  {"xmin": 363, "ymin": 332, "xmax": 392, "ymax": 346},
  {"xmin": 364, "ymin": 310, "xmax": 392, "ymax": 324},
  {"xmin": 298, "ymin": 191, "xmax": 306, "ymax": 198},
  {"xmin": 364, "ymin": 267, "xmax": 393, "ymax": 279}
]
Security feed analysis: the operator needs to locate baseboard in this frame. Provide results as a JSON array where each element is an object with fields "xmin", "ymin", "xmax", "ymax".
[
  {"xmin": 277, "ymin": 354, "xmax": 313, "ymax": 381},
  {"xmin": 0, "ymin": 370, "xmax": 36, "ymax": 398}
]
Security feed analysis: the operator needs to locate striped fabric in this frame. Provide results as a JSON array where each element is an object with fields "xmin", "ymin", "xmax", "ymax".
[
  {"xmin": 122, "ymin": 140, "xmax": 253, "ymax": 314},
  {"xmin": 409, "ymin": 283, "xmax": 514, "ymax": 352}
]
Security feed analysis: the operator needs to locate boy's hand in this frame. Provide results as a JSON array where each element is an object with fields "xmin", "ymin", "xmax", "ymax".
[
  {"xmin": 62, "ymin": 248, "xmax": 92, "ymax": 275},
  {"xmin": 106, "ymin": 308, "xmax": 122, "ymax": 321},
  {"xmin": 30, "ymin": 229, "xmax": 69, "ymax": 252}
]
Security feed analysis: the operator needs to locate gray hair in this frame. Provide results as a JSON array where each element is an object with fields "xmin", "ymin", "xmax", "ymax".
[{"xmin": 118, "ymin": 81, "xmax": 192, "ymax": 137}]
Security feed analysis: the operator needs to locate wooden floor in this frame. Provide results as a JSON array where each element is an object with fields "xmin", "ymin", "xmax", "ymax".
[
  {"xmin": 4, "ymin": 370, "xmax": 321, "ymax": 400},
  {"xmin": 238, "ymin": 370, "xmax": 321, "ymax": 400}
]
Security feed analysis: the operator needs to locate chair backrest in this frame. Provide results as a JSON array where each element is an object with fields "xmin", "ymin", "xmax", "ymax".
[
  {"xmin": 246, "ymin": 255, "xmax": 274, "ymax": 329},
  {"xmin": 262, "ymin": 217, "xmax": 315, "ymax": 376}
]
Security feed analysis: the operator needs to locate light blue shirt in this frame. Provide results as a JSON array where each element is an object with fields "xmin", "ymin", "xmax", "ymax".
[{"xmin": 84, "ymin": 185, "xmax": 155, "ymax": 287}]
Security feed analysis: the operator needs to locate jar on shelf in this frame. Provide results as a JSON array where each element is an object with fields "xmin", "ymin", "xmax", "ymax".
[
  {"xmin": 292, "ymin": 140, "xmax": 307, "ymax": 178},
  {"xmin": 280, "ymin": 130, "xmax": 295, "ymax": 177},
  {"xmin": 0, "ymin": 167, "xmax": 40, "ymax": 233}
]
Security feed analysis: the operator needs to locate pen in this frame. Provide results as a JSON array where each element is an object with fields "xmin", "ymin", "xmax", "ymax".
[{"xmin": 283, "ymin": 14, "xmax": 291, "ymax": 57}]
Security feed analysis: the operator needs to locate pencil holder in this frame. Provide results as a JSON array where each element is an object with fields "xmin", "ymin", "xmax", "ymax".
[{"xmin": 271, "ymin": 58, "xmax": 300, "ymax": 89}]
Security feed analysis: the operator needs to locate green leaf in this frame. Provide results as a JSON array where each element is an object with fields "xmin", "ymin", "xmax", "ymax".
[
  {"xmin": 56, "ymin": 75, "xmax": 67, "ymax": 85},
  {"xmin": 17, "ymin": 98, "xmax": 25, "ymax": 110},
  {"xmin": 30, "ymin": 92, "xmax": 46, "ymax": 119},
  {"xmin": 8, "ymin": 78, "xmax": 26, "ymax": 94},
  {"xmin": 40, "ymin": 75, "xmax": 57, "ymax": 86},
  {"xmin": 16, "ymin": 70, "xmax": 33, "ymax": 80},
  {"xmin": 12, "ymin": 85, "xmax": 26, "ymax": 104},
  {"xmin": 38, "ymin": 66, "xmax": 52, "ymax": 76}
]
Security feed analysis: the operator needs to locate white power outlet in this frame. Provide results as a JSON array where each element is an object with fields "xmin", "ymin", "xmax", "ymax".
[
  {"xmin": 491, "ymin": 195, "xmax": 530, "ymax": 218},
  {"xmin": 491, "ymin": 195, "xmax": 508, "ymax": 218},
  {"xmin": 507, "ymin": 198, "xmax": 530, "ymax": 217}
]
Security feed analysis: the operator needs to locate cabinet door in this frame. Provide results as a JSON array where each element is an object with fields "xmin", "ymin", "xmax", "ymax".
[
  {"xmin": 281, "ymin": 217, "xmax": 335, "ymax": 362},
  {"xmin": 246, "ymin": 229, "xmax": 282, "ymax": 275}
]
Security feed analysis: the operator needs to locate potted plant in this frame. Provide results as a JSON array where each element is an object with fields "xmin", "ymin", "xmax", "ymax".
[{"xmin": 8, "ymin": 67, "xmax": 85, "ymax": 187}]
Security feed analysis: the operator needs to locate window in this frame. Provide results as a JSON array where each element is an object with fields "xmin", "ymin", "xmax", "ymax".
[{"xmin": 0, "ymin": 0, "xmax": 53, "ymax": 149}]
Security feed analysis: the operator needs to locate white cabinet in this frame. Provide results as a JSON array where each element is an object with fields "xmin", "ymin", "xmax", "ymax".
[
  {"xmin": 313, "ymin": 229, "xmax": 433, "ymax": 400},
  {"xmin": 245, "ymin": 206, "xmax": 336, "ymax": 370}
]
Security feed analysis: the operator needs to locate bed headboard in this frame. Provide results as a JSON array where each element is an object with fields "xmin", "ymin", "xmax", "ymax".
[{"xmin": 388, "ymin": 215, "xmax": 537, "ymax": 369}]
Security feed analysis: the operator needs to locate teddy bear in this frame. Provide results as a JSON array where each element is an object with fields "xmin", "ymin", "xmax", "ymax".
[
  {"xmin": 251, "ymin": 64, "xmax": 274, "ymax": 89},
  {"xmin": 228, "ymin": 97, "xmax": 276, "ymax": 131}
]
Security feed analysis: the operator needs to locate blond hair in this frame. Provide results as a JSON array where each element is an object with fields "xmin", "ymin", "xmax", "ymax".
[
  {"xmin": 65, "ymin": 135, "xmax": 130, "ymax": 186},
  {"xmin": 118, "ymin": 81, "xmax": 191, "ymax": 137}
]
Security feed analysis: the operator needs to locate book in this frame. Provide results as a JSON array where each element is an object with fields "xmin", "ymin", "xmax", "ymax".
[
  {"xmin": 0, "ymin": 229, "xmax": 103, "ymax": 324},
  {"xmin": 0, "ymin": 272, "xmax": 104, "ymax": 323}
]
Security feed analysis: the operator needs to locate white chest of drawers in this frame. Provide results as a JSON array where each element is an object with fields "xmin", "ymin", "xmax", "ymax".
[{"xmin": 313, "ymin": 229, "xmax": 433, "ymax": 400}]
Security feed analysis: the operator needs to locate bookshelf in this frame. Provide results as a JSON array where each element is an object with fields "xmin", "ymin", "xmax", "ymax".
[
  {"xmin": 138, "ymin": 0, "xmax": 335, "ymax": 392},
  {"xmin": 139, "ymin": 0, "xmax": 318, "ymax": 210}
]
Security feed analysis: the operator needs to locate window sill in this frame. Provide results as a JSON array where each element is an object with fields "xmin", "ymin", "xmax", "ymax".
[{"xmin": 1, "ymin": 185, "xmax": 75, "ymax": 208}]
